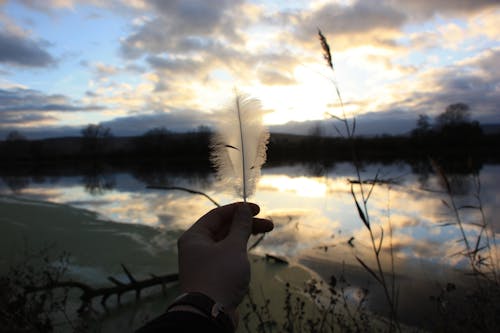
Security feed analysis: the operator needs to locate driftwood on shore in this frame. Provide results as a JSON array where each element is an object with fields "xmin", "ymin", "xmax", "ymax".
[
  {"xmin": 265, "ymin": 254, "xmax": 289, "ymax": 265},
  {"xmin": 26, "ymin": 264, "xmax": 178, "ymax": 312}
]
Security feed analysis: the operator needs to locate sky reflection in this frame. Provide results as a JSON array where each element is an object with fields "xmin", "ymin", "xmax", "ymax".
[{"xmin": 1, "ymin": 162, "xmax": 499, "ymax": 271}]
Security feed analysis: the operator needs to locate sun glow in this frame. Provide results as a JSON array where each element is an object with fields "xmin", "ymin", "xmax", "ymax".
[
  {"xmin": 249, "ymin": 65, "xmax": 336, "ymax": 125},
  {"xmin": 258, "ymin": 175, "xmax": 328, "ymax": 197}
]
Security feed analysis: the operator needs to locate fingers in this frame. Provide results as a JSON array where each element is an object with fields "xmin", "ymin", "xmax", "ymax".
[
  {"xmin": 188, "ymin": 202, "xmax": 260, "ymax": 239},
  {"xmin": 225, "ymin": 204, "xmax": 274, "ymax": 250},
  {"xmin": 212, "ymin": 202, "xmax": 260, "ymax": 220},
  {"xmin": 226, "ymin": 203, "xmax": 254, "ymax": 250},
  {"xmin": 251, "ymin": 218, "xmax": 274, "ymax": 235}
]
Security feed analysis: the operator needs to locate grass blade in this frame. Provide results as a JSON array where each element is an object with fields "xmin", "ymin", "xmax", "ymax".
[
  {"xmin": 351, "ymin": 184, "xmax": 370, "ymax": 230},
  {"xmin": 356, "ymin": 256, "xmax": 381, "ymax": 284},
  {"xmin": 377, "ymin": 226, "xmax": 384, "ymax": 255}
]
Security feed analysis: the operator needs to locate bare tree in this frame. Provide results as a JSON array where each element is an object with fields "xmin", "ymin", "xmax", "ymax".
[
  {"xmin": 81, "ymin": 124, "xmax": 112, "ymax": 139},
  {"xmin": 436, "ymin": 103, "xmax": 470, "ymax": 128},
  {"xmin": 81, "ymin": 124, "xmax": 113, "ymax": 156},
  {"xmin": 412, "ymin": 114, "xmax": 432, "ymax": 137}
]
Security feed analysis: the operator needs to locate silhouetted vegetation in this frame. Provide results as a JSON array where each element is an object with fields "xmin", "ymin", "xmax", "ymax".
[
  {"xmin": 0, "ymin": 115, "xmax": 499, "ymax": 177},
  {"xmin": 0, "ymin": 247, "xmax": 72, "ymax": 332},
  {"xmin": 80, "ymin": 123, "xmax": 113, "ymax": 157}
]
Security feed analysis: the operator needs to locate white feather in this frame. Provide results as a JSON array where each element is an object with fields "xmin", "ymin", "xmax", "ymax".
[{"xmin": 210, "ymin": 94, "xmax": 269, "ymax": 201}]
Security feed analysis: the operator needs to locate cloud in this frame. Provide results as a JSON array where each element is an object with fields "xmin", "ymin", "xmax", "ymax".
[
  {"xmin": 386, "ymin": 0, "xmax": 499, "ymax": 20},
  {"xmin": 281, "ymin": 0, "xmax": 499, "ymax": 54},
  {"xmin": 302, "ymin": 1, "xmax": 406, "ymax": 36},
  {"xmin": 257, "ymin": 68, "xmax": 296, "ymax": 86},
  {"xmin": 381, "ymin": 48, "xmax": 500, "ymax": 121},
  {"xmin": 94, "ymin": 62, "xmax": 119, "ymax": 76},
  {"xmin": 0, "ymin": 88, "xmax": 105, "ymax": 113},
  {"xmin": 99, "ymin": 109, "xmax": 214, "ymax": 136},
  {"xmin": 146, "ymin": 55, "xmax": 204, "ymax": 74},
  {"xmin": 0, "ymin": 88, "xmax": 107, "ymax": 133},
  {"xmin": 3, "ymin": 0, "xmax": 498, "ymax": 138},
  {"xmin": 0, "ymin": 30, "xmax": 56, "ymax": 67},
  {"xmin": 16, "ymin": 0, "xmax": 76, "ymax": 12},
  {"xmin": 277, "ymin": 1, "xmax": 406, "ymax": 53},
  {"xmin": 0, "ymin": 112, "xmax": 56, "ymax": 125},
  {"xmin": 120, "ymin": 0, "xmax": 244, "ymax": 59}
]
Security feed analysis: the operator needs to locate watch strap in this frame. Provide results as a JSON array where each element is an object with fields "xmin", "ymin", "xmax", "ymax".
[{"xmin": 167, "ymin": 292, "xmax": 234, "ymax": 333}]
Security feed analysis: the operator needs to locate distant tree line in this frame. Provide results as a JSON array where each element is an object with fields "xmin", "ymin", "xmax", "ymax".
[{"xmin": 0, "ymin": 103, "xmax": 499, "ymax": 170}]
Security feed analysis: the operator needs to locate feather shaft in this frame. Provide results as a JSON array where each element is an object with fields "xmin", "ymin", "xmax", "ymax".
[
  {"xmin": 236, "ymin": 97, "xmax": 248, "ymax": 201},
  {"xmin": 210, "ymin": 93, "xmax": 269, "ymax": 201}
]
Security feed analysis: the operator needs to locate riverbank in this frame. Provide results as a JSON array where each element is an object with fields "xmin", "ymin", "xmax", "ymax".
[{"xmin": 2, "ymin": 196, "xmax": 497, "ymax": 332}]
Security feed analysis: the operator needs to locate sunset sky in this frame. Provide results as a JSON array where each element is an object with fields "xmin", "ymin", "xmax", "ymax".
[{"xmin": 0, "ymin": 0, "xmax": 499, "ymax": 138}]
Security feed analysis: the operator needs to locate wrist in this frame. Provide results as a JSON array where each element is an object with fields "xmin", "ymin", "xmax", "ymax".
[{"xmin": 167, "ymin": 292, "xmax": 236, "ymax": 332}]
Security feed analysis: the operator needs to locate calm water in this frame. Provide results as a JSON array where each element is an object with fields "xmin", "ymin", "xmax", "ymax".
[{"xmin": 1, "ymin": 161, "xmax": 499, "ymax": 269}]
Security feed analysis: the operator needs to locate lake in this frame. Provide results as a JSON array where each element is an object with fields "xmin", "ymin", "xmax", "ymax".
[{"xmin": 1, "ymin": 160, "xmax": 499, "ymax": 330}]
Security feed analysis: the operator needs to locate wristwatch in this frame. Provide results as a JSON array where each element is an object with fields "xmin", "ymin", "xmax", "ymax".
[{"xmin": 167, "ymin": 292, "xmax": 235, "ymax": 333}]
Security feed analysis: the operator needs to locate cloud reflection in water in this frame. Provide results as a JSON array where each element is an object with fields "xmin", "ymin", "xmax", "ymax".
[{"xmin": 0, "ymin": 163, "xmax": 498, "ymax": 271}]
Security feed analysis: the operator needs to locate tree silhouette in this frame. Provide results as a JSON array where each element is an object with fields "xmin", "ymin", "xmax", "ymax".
[
  {"xmin": 3, "ymin": 130, "xmax": 29, "ymax": 160},
  {"xmin": 412, "ymin": 114, "xmax": 432, "ymax": 137},
  {"xmin": 435, "ymin": 103, "xmax": 482, "ymax": 145},
  {"xmin": 136, "ymin": 127, "xmax": 172, "ymax": 155},
  {"xmin": 81, "ymin": 124, "xmax": 113, "ymax": 156},
  {"xmin": 436, "ymin": 103, "xmax": 470, "ymax": 129},
  {"xmin": 81, "ymin": 124, "xmax": 112, "ymax": 139}
]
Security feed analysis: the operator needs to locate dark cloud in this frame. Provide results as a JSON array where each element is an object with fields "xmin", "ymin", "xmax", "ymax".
[
  {"xmin": 391, "ymin": 50, "xmax": 500, "ymax": 122},
  {"xmin": 121, "ymin": 0, "xmax": 244, "ymax": 59},
  {"xmin": 386, "ymin": 0, "xmax": 499, "ymax": 19},
  {"xmin": 0, "ymin": 31, "xmax": 56, "ymax": 67},
  {"xmin": 279, "ymin": 0, "xmax": 407, "ymax": 51},
  {"xmin": 117, "ymin": 1, "xmax": 303, "ymax": 89},
  {"xmin": 472, "ymin": 48, "xmax": 500, "ymax": 80},
  {"xmin": 281, "ymin": 0, "xmax": 499, "ymax": 52},
  {"xmin": 15, "ymin": 0, "xmax": 59, "ymax": 13},
  {"xmin": 153, "ymin": 81, "xmax": 169, "ymax": 93},
  {"xmin": 300, "ymin": 1, "xmax": 406, "ymax": 37},
  {"xmin": 99, "ymin": 109, "xmax": 214, "ymax": 136},
  {"xmin": 0, "ymin": 88, "xmax": 106, "ymax": 113},
  {"xmin": 148, "ymin": 0, "xmax": 240, "ymax": 33},
  {"xmin": 146, "ymin": 55, "xmax": 203, "ymax": 74},
  {"xmin": 0, "ymin": 112, "xmax": 56, "ymax": 124},
  {"xmin": 176, "ymin": 36, "xmax": 219, "ymax": 52}
]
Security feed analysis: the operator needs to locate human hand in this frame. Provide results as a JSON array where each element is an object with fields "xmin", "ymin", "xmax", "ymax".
[{"xmin": 177, "ymin": 202, "xmax": 273, "ymax": 317}]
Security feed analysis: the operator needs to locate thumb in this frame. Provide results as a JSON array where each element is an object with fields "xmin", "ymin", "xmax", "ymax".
[{"xmin": 225, "ymin": 203, "xmax": 253, "ymax": 251}]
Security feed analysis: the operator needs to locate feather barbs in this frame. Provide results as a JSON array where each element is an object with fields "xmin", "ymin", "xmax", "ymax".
[{"xmin": 210, "ymin": 94, "xmax": 269, "ymax": 201}]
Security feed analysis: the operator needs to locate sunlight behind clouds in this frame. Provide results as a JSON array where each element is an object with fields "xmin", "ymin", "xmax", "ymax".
[{"xmin": 0, "ymin": 0, "xmax": 498, "ymax": 137}]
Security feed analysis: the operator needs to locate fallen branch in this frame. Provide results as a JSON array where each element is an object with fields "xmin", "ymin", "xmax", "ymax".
[
  {"xmin": 265, "ymin": 254, "xmax": 289, "ymax": 265},
  {"xmin": 26, "ymin": 264, "xmax": 178, "ymax": 312}
]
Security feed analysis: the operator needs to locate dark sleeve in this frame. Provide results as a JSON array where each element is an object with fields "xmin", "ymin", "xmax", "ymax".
[{"xmin": 135, "ymin": 310, "xmax": 225, "ymax": 333}]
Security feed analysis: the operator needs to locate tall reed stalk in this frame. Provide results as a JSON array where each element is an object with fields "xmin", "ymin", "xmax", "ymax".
[
  {"xmin": 318, "ymin": 29, "xmax": 400, "ymax": 332},
  {"xmin": 433, "ymin": 161, "xmax": 499, "ymax": 284},
  {"xmin": 430, "ymin": 161, "xmax": 500, "ymax": 331}
]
